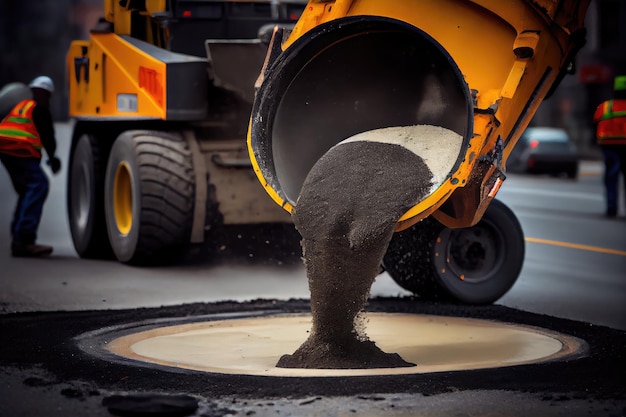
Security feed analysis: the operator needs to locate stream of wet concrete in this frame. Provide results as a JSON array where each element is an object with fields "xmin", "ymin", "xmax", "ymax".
[{"xmin": 279, "ymin": 125, "xmax": 462, "ymax": 368}]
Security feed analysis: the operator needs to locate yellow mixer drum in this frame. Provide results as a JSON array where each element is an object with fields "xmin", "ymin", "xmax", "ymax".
[{"xmin": 248, "ymin": 0, "xmax": 589, "ymax": 230}]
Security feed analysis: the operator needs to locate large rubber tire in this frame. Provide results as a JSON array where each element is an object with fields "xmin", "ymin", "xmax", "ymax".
[
  {"xmin": 383, "ymin": 199, "xmax": 525, "ymax": 304},
  {"xmin": 104, "ymin": 130, "xmax": 195, "ymax": 265},
  {"xmin": 67, "ymin": 131, "xmax": 113, "ymax": 259}
]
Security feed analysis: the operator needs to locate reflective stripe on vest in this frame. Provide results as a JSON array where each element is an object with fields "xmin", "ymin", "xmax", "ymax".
[
  {"xmin": 0, "ymin": 99, "xmax": 43, "ymax": 158},
  {"xmin": 595, "ymin": 99, "xmax": 626, "ymax": 146}
]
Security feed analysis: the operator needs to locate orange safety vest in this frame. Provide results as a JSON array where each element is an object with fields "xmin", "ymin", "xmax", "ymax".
[
  {"xmin": 0, "ymin": 99, "xmax": 43, "ymax": 158},
  {"xmin": 593, "ymin": 98, "xmax": 626, "ymax": 146}
]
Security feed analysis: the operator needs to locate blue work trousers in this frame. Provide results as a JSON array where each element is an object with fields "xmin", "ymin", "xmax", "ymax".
[
  {"xmin": 602, "ymin": 146, "xmax": 626, "ymax": 215},
  {"xmin": 0, "ymin": 154, "xmax": 49, "ymax": 244}
]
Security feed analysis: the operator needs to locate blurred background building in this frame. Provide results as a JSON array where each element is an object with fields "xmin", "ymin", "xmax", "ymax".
[
  {"xmin": 0, "ymin": 0, "xmax": 624, "ymax": 158},
  {"xmin": 0, "ymin": 0, "xmax": 101, "ymax": 121}
]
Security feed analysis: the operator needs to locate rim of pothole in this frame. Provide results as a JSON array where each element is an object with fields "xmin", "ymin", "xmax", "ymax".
[{"xmin": 77, "ymin": 311, "xmax": 588, "ymax": 377}]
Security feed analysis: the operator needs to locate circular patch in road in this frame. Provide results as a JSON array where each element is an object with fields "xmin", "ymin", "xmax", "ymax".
[
  {"xmin": 103, "ymin": 312, "xmax": 584, "ymax": 377},
  {"xmin": 2, "ymin": 299, "xmax": 625, "ymax": 417},
  {"xmin": 4, "ymin": 299, "xmax": 625, "ymax": 400}
]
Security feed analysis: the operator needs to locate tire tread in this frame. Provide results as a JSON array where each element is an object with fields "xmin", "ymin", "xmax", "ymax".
[{"xmin": 132, "ymin": 131, "xmax": 195, "ymax": 264}]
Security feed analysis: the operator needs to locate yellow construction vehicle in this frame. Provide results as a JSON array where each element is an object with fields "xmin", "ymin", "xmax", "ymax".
[
  {"xmin": 248, "ymin": 0, "xmax": 590, "ymax": 303},
  {"xmin": 66, "ymin": 0, "xmax": 308, "ymax": 264}
]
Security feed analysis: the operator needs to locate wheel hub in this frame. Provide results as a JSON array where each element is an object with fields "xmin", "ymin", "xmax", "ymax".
[
  {"xmin": 113, "ymin": 162, "xmax": 133, "ymax": 235},
  {"xmin": 445, "ymin": 225, "xmax": 501, "ymax": 283}
]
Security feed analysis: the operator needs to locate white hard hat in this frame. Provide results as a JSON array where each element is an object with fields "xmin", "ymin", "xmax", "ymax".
[{"xmin": 29, "ymin": 76, "xmax": 54, "ymax": 93}]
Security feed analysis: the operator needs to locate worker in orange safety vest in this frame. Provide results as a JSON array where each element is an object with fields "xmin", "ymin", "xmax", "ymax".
[
  {"xmin": 593, "ymin": 75, "xmax": 626, "ymax": 218},
  {"xmin": 0, "ymin": 76, "xmax": 62, "ymax": 257}
]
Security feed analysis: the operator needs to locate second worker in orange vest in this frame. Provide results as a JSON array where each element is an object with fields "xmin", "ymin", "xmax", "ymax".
[
  {"xmin": 593, "ymin": 75, "xmax": 626, "ymax": 218},
  {"xmin": 0, "ymin": 76, "xmax": 62, "ymax": 257}
]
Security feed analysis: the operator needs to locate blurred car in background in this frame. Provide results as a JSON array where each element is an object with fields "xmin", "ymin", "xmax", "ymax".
[{"xmin": 507, "ymin": 127, "xmax": 579, "ymax": 179}]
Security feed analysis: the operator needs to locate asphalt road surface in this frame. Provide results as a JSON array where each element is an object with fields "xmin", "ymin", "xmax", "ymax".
[
  {"xmin": 1, "ymin": 123, "xmax": 624, "ymax": 328},
  {"xmin": 1, "ymin": 122, "xmax": 625, "ymax": 416}
]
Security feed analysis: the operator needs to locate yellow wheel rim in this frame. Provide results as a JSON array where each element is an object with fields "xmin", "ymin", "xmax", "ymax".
[{"xmin": 113, "ymin": 162, "xmax": 133, "ymax": 235}]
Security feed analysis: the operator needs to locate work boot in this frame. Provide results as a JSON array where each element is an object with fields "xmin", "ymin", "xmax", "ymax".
[{"xmin": 11, "ymin": 241, "xmax": 53, "ymax": 258}]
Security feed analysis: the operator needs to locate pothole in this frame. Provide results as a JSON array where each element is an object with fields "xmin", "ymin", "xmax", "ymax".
[{"xmin": 96, "ymin": 312, "xmax": 586, "ymax": 377}]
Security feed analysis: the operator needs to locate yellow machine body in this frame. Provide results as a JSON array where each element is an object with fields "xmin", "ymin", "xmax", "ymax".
[
  {"xmin": 67, "ymin": 33, "xmax": 208, "ymax": 121},
  {"xmin": 65, "ymin": 0, "xmax": 310, "ymax": 265},
  {"xmin": 104, "ymin": 0, "xmax": 168, "ymax": 43},
  {"xmin": 68, "ymin": 34, "xmax": 166, "ymax": 120},
  {"xmin": 247, "ymin": 0, "xmax": 589, "ymax": 230},
  {"xmin": 68, "ymin": 0, "xmax": 209, "ymax": 122}
]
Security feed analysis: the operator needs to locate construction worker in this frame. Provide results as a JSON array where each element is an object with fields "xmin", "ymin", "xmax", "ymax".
[
  {"xmin": 593, "ymin": 75, "xmax": 626, "ymax": 218},
  {"xmin": 0, "ymin": 76, "xmax": 62, "ymax": 257}
]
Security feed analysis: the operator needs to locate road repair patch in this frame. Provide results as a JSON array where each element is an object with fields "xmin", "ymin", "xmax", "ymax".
[
  {"xmin": 102, "ymin": 313, "xmax": 585, "ymax": 377},
  {"xmin": 1, "ymin": 298, "xmax": 625, "ymax": 403}
]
